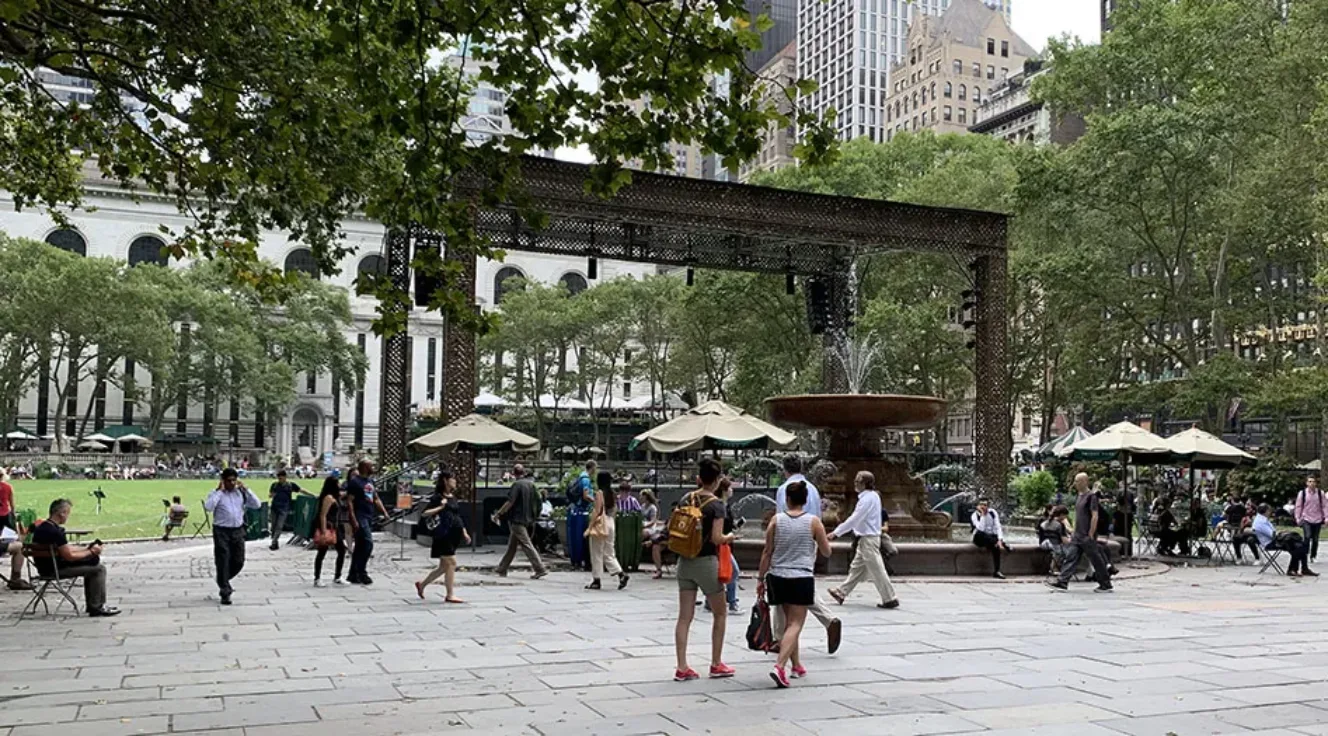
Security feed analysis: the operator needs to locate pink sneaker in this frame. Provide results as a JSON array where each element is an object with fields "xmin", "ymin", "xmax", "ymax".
[
  {"xmin": 791, "ymin": 664, "xmax": 807, "ymax": 679},
  {"xmin": 673, "ymin": 668, "xmax": 699, "ymax": 682},
  {"xmin": 709, "ymin": 663, "xmax": 736, "ymax": 679},
  {"xmin": 770, "ymin": 665, "xmax": 790, "ymax": 688}
]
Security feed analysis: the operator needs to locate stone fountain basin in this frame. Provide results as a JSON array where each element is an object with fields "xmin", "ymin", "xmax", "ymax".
[{"xmin": 765, "ymin": 394, "xmax": 947, "ymax": 431}]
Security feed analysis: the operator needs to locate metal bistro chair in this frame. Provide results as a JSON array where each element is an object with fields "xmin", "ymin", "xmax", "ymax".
[
  {"xmin": 1135, "ymin": 516, "xmax": 1160, "ymax": 556},
  {"xmin": 19, "ymin": 543, "xmax": 81, "ymax": 620},
  {"xmin": 190, "ymin": 500, "xmax": 213, "ymax": 539},
  {"xmin": 1258, "ymin": 545, "xmax": 1286, "ymax": 575},
  {"xmin": 1208, "ymin": 523, "xmax": 1236, "ymax": 566}
]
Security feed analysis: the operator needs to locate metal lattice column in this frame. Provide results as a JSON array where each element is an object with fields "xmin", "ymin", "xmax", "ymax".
[
  {"xmin": 442, "ymin": 249, "xmax": 478, "ymax": 498},
  {"xmin": 377, "ymin": 229, "xmax": 413, "ymax": 467},
  {"xmin": 972, "ymin": 249, "xmax": 1011, "ymax": 504}
]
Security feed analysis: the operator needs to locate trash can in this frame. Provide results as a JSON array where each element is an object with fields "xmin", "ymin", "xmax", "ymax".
[
  {"xmin": 291, "ymin": 494, "xmax": 318, "ymax": 540},
  {"xmin": 615, "ymin": 512, "xmax": 643, "ymax": 571},
  {"xmin": 566, "ymin": 512, "xmax": 589, "ymax": 568},
  {"xmin": 244, "ymin": 502, "xmax": 268, "ymax": 541}
]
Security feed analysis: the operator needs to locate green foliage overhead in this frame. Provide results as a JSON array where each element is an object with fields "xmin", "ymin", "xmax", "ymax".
[{"xmin": 0, "ymin": 0, "xmax": 836, "ymax": 335}]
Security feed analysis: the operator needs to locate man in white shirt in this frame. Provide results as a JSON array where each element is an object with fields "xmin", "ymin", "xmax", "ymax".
[
  {"xmin": 827, "ymin": 471, "xmax": 899, "ymax": 608},
  {"xmin": 773, "ymin": 456, "xmax": 841, "ymax": 654}
]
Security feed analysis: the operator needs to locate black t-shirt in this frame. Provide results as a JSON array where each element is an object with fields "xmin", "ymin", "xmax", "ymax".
[
  {"xmin": 31, "ymin": 520, "xmax": 91, "ymax": 575},
  {"xmin": 881, "ymin": 507, "xmax": 891, "ymax": 525},
  {"xmin": 507, "ymin": 479, "xmax": 539, "ymax": 525},
  {"xmin": 269, "ymin": 481, "xmax": 300, "ymax": 511},
  {"xmin": 1225, "ymin": 503, "xmax": 1246, "ymax": 527},
  {"xmin": 695, "ymin": 494, "xmax": 726, "ymax": 557},
  {"xmin": 1073, "ymin": 493, "xmax": 1099, "ymax": 541},
  {"xmin": 425, "ymin": 492, "xmax": 463, "ymax": 540}
]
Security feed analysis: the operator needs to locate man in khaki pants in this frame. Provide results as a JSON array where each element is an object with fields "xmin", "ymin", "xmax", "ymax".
[
  {"xmin": 493, "ymin": 464, "xmax": 548, "ymax": 580},
  {"xmin": 827, "ymin": 471, "xmax": 899, "ymax": 609}
]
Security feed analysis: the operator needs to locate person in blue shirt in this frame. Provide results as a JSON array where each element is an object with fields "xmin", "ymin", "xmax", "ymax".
[
  {"xmin": 574, "ymin": 460, "xmax": 597, "ymax": 514},
  {"xmin": 346, "ymin": 460, "xmax": 386, "ymax": 585},
  {"xmin": 1253, "ymin": 503, "xmax": 1316, "ymax": 577},
  {"xmin": 205, "ymin": 468, "xmax": 262, "ymax": 604}
]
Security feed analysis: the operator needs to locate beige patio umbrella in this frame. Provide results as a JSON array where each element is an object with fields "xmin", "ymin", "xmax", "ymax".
[
  {"xmin": 409, "ymin": 413, "xmax": 540, "ymax": 453},
  {"xmin": 1055, "ymin": 421, "xmax": 1171, "ymax": 462},
  {"xmin": 1164, "ymin": 427, "xmax": 1255, "ymax": 469},
  {"xmin": 629, "ymin": 400, "xmax": 798, "ymax": 454}
]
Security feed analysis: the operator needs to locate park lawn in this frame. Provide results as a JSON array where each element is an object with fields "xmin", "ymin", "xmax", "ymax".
[{"xmin": 9, "ymin": 479, "xmax": 227, "ymax": 540}]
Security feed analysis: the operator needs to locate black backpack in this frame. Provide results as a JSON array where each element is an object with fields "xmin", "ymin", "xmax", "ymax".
[{"xmin": 746, "ymin": 599, "xmax": 774, "ymax": 652}]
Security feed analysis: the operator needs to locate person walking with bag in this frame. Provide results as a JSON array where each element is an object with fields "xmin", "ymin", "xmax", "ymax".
[
  {"xmin": 672, "ymin": 457, "xmax": 737, "ymax": 681},
  {"xmin": 827, "ymin": 471, "xmax": 899, "ymax": 608},
  {"xmin": 312, "ymin": 476, "xmax": 351, "ymax": 587},
  {"xmin": 415, "ymin": 469, "xmax": 471, "ymax": 602},
  {"xmin": 493, "ymin": 463, "xmax": 548, "ymax": 580},
  {"xmin": 205, "ymin": 468, "xmax": 262, "ymax": 605},
  {"xmin": 587, "ymin": 471, "xmax": 629, "ymax": 590},
  {"xmin": 1295, "ymin": 476, "xmax": 1325, "ymax": 562},
  {"xmin": 758, "ymin": 480, "xmax": 831, "ymax": 687}
]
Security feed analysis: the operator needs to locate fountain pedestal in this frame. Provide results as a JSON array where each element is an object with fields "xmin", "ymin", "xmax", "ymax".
[{"xmin": 766, "ymin": 394, "xmax": 952, "ymax": 539}]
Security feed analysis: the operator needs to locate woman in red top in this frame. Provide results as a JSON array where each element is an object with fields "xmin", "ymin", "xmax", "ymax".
[{"xmin": 0, "ymin": 469, "xmax": 14, "ymax": 531}]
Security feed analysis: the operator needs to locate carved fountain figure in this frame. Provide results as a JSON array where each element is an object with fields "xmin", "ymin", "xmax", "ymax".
[{"xmin": 765, "ymin": 335, "xmax": 954, "ymax": 538}]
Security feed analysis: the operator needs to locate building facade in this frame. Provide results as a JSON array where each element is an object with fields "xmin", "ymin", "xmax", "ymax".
[
  {"xmin": 0, "ymin": 174, "xmax": 655, "ymax": 464},
  {"xmin": 969, "ymin": 62, "xmax": 1086, "ymax": 145},
  {"xmin": 881, "ymin": 0, "xmax": 1036, "ymax": 141},
  {"xmin": 739, "ymin": 42, "xmax": 800, "ymax": 182},
  {"xmin": 796, "ymin": 0, "xmax": 1011, "ymax": 144}
]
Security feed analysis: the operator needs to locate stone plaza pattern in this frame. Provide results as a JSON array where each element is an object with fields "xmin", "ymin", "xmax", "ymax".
[{"xmin": 1, "ymin": 539, "xmax": 1325, "ymax": 736}]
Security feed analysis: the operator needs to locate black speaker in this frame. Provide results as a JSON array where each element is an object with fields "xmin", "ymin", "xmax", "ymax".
[
  {"xmin": 413, "ymin": 240, "xmax": 443, "ymax": 307},
  {"xmin": 806, "ymin": 277, "xmax": 831, "ymax": 334}
]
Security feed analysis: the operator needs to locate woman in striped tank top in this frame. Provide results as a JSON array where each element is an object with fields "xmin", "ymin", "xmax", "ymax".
[{"xmin": 757, "ymin": 480, "xmax": 831, "ymax": 688}]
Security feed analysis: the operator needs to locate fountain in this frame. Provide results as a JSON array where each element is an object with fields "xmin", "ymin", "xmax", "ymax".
[{"xmin": 765, "ymin": 336, "xmax": 955, "ymax": 538}]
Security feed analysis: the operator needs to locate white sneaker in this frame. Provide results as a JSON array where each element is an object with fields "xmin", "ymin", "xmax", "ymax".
[
  {"xmin": 333, "ymin": 578, "xmax": 345, "ymax": 585},
  {"xmin": 314, "ymin": 580, "xmax": 327, "ymax": 588}
]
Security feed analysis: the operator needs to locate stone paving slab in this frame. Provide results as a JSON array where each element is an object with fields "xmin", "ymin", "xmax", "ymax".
[{"xmin": 0, "ymin": 536, "xmax": 1324, "ymax": 735}]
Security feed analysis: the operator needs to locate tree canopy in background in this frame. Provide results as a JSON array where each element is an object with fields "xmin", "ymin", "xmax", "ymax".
[
  {"xmin": 0, "ymin": 0, "xmax": 835, "ymax": 335},
  {"xmin": 0, "ymin": 234, "xmax": 366, "ymax": 451}
]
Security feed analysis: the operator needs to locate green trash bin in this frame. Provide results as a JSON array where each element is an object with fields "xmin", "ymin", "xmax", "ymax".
[
  {"xmin": 244, "ymin": 502, "xmax": 268, "ymax": 541},
  {"xmin": 615, "ymin": 512, "xmax": 643, "ymax": 572},
  {"xmin": 291, "ymin": 495, "xmax": 318, "ymax": 540}
]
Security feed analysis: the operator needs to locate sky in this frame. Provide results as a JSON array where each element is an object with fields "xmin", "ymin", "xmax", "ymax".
[{"xmin": 1011, "ymin": 0, "xmax": 1102, "ymax": 52}]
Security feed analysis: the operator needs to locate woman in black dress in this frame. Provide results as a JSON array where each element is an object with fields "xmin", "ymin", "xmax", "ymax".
[{"xmin": 414, "ymin": 469, "xmax": 470, "ymax": 603}]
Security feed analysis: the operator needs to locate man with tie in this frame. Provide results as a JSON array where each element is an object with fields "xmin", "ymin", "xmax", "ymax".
[{"xmin": 205, "ymin": 468, "xmax": 262, "ymax": 604}]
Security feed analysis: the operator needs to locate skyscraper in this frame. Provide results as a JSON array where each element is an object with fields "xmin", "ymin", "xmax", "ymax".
[{"xmin": 797, "ymin": 0, "xmax": 1009, "ymax": 143}]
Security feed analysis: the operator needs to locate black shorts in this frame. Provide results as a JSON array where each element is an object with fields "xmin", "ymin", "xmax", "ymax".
[
  {"xmin": 765, "ymin": 574, "xmax": 815, "ymax": 607},
  {"xmin": 431, "ymin": 533, "xmax": 462, "ymax": 559}
]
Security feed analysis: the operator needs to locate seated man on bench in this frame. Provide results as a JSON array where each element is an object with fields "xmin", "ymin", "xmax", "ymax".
[{"xmin": 32, "ymin": 498, "xmax": 121, "ymax": 617}]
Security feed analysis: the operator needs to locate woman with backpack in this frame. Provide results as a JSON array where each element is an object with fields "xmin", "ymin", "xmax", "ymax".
[
  {"xmin": 758, "ymin": 480, "xmax": 831, "ymax": 688},
  {"xmin": 586, "ymin": 471, "xmax": 629, "ymax": 590},
  {"xmin": 673, "ymin": 457, "xmax": 738, "ymax": 681},
  {"xmin": 414, "ymin": 468, "xmax": 470, "ymax": 603}
]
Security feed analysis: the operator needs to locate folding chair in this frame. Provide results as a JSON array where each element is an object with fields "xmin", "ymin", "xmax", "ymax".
[
  {"xmin": 1209, "ymin": 524, "xmax": 1236, "ymax": 566},
  {"xmin": 1135, "ymin": 517, "xmax": 1159, "ymax": 556},
  {"xmin": 190, "ymin": 500, "xmax": 212, "ymax": 539},
  {"xmin": 1259, "ymin": 546, "xmax": 1285, "ymax": 575},
  {"xmin": 19, "ymin": 544, "xmax": 81, "ymax": 620}
]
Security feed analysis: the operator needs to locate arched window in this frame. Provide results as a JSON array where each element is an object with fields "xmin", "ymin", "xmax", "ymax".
[
  {"xmin": 127, "ymin": 235, "xmax": 168, "ymax": 266},
  {"xmin": 944, "ymin": 82, "xmax": 952, "ymax": 98},
  {"xmin": 493, "ymin": 266, "xmax": 524, "ymax": 305},
  {"xmin": 354, "ymin": 255, "xmax": 386, "ymax": 295},
  {"xmin": 559, "ymin": 272, "xmax": 588, "ymax": 295},
  {"xmin": 284, "ymin": 248, "xmax": 319, "ymax": 279},
  {"xmin": 45, "ymin": 228, "xmax": 86, "ymax": 256},
  {"xmin": 959, "ymin": 84, "xmax": 967, "ymax": 100}
]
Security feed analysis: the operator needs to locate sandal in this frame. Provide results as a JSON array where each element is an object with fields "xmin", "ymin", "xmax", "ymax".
[
  {"xmin": 444, "ymin": 597, "xmax": 466, "ymax": 604},
  {"xmin": 652, "ymin": 570, "xmax": 664, "ymax": 580}
]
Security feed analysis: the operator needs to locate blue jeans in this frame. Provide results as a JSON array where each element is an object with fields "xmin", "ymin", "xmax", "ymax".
[{"xmin": 726, "ymin": 551, "xmax": 740, "ymax": 607}]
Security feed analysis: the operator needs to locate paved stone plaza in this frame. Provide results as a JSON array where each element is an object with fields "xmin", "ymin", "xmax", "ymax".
[{"xmin": 1, "ymin": 536, "xmax": 1325, "ymax": 736}]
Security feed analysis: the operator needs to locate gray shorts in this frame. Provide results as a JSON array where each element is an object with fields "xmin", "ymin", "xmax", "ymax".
[{"xmin": 676, "ymin": 555, "xmax": 722, "ymax": 597}]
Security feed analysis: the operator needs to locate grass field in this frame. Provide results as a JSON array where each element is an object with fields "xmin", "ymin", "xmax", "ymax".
[{"xmin": 9, "ymin": 479, "xmax": 228, "ymax": 540}]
